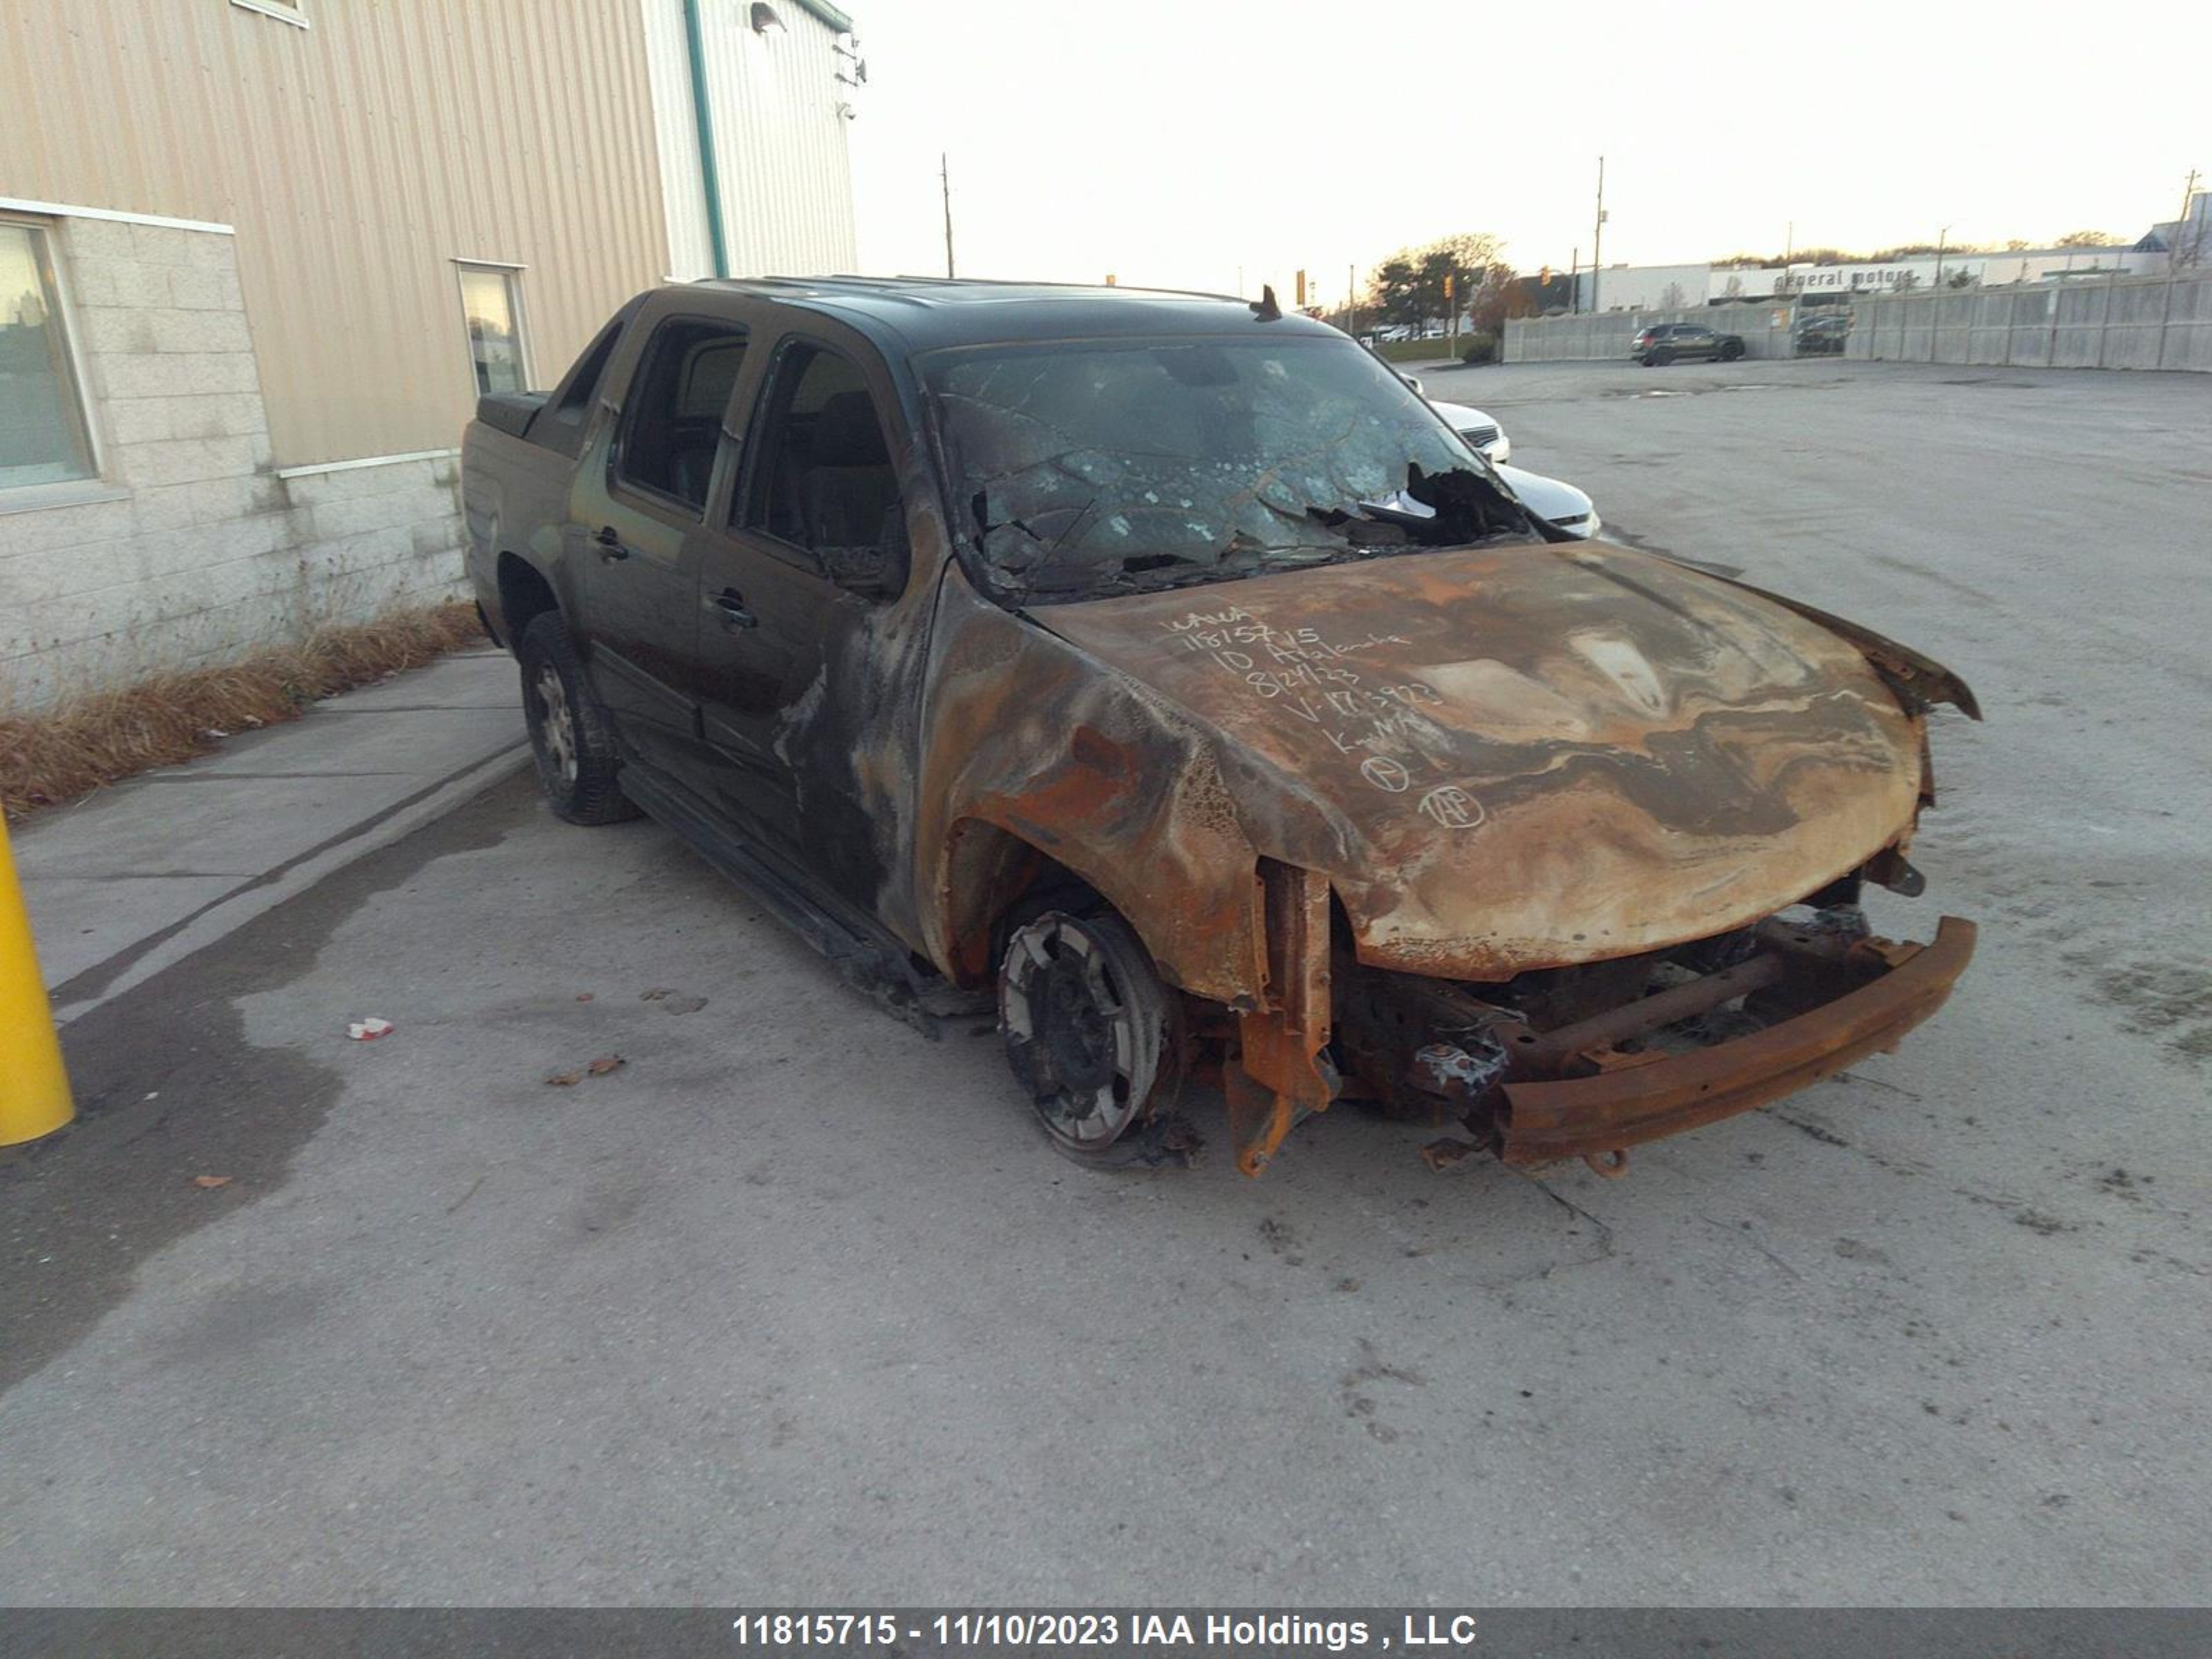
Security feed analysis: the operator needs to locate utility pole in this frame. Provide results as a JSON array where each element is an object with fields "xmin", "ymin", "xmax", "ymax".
[
  {"xmin": 2160, "ymin": 168, "xmax": 2199, "ymax": 371},
  {"xmin": 939, "ymin": 151, "xmax": 955, "ymax": 279},
  {"xmin": 2179, "ymin": 168, "xmax": 2203, "ymax": 268},
  {"xmin": 1784, "ymin": 221, "xmax": 1793, "ymax": 264},
  {"xmin": 1570, "ymin": 246, "xmax": 1579, "ymax": 314},
  {"xmin": 1347, "ymin": 263, "xmax": 1357, "ymax": 336},
  {"xmin": 1933, "ymin": 225, "xmax": 1950, "ymax": 290},
  {"xmin": 1591, "ymin": 156, "xmax": 1606, "ymax": 314}
]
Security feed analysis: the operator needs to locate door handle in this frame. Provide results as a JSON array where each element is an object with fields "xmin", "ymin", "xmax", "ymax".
[
  {"xmin": 592, "ymin": 525, "xmax": 630, "ymax": 562},
  {"xmin": 706, "ymin": 588, "xmax": 758, "ymax": 630}
]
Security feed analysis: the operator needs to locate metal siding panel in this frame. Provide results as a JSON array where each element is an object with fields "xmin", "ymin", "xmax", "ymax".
[
  {"xmin": 1, "ymin": 0, "xmax": 683, "ymax": 467},
  {"xmin": 641, "ymin": 0, "xmax": 713, "ymax": 278},
  {"xmin": 699, "ymin": 6, "xmax": 859, "ymax": 279}
]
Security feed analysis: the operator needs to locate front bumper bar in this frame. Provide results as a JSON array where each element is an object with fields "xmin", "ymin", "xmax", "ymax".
[{"xmin": 1494, "ymin": 916, "xmax": 1976, "ymax": 1163}]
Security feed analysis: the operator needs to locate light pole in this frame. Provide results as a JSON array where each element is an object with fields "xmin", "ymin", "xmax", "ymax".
[{"xmin": 1591, "ymin": 156, "xmax": 1606, "ymax": 313}]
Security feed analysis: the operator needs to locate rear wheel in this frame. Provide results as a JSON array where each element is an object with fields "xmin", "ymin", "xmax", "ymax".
[
  {"xmin": 1720, "ymin": 340, "xmax": 1743, "ymax": 362},
  {"xmin": 998, "ymin": 910, "xmax": 1179, "ymax": 1168},
  {"xmin": 518, "ymin": 612, "xmax": 640, "ymax": 825}
]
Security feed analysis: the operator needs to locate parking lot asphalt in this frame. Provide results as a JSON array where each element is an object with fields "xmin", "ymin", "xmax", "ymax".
[{"xmin": 3, "ymin": 359, "xmax": 2207, "ymax": 1606}]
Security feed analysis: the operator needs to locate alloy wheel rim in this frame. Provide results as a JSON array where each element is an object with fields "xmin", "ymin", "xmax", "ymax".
[
  {"xmin": 1000, "ymin": 915, "xmax": 1163, "ymax": 1152},
  {"xmin": 534, "ymin": 664, "xmax": 578, "ymax": 785}
]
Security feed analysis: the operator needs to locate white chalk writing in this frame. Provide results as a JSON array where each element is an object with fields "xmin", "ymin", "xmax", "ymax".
[{"xmin": 1159, "ymin": 603, "xmax": 1477, "ymax": 823}]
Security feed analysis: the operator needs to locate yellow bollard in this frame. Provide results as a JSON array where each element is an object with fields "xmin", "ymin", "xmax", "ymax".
[{"xmin": 0, "ymin": 811, "xmax": 73, "ymax": 1147}]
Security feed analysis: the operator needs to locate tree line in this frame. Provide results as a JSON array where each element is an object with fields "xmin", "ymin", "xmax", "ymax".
[{"xmin": 1332, "ymin": 234, "xmax": 1521, "ymax": 333}]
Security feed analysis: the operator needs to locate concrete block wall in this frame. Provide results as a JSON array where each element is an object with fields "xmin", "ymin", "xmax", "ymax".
[{"xmin": 0, "ymin": 215, "xmax": 467, "ymax": 708}]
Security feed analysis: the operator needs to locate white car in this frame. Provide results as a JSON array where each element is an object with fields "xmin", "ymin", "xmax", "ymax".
[
  {"xmin": 1427, "ymin": 396, "xmax": 1511, "ymax": 465},
  {"xmin": 1367, "ymin": 460, "xmax": 1600, "ymax": 543},
  {"xmin": 1496, "ymin": 461, "xmax": 1600, "ymax": 541},
  {"xmin": 1425, "ymin": 397, "xmax": 1602, "ymax": 539}
]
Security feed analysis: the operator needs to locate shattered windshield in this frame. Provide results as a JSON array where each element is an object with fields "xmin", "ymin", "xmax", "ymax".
[{"xmin": 923, "ymin": 335, "xmax": 1538, "ymax": 603}]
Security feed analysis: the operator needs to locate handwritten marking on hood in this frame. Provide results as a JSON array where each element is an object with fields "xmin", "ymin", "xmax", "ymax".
[
  {"xmin": 1418, "ymin": 786, "xmax": 1486, "ymax": 830},
  {"xmin": 1362, "ymin": 756, "xmax": 1412, "ymax": 794},
  {"xmin": 1163, "ymin": 603, "xmax": 1444, "ymax": 816}
]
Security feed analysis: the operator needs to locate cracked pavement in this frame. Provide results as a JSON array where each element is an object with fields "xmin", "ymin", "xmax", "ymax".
[{"xmin": 1, "ymin": 358, "xmax": 2207, "ymax": 1604}]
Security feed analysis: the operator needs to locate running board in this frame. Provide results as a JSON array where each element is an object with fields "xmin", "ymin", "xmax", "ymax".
[{"xmin": 615, "ymin": 763, "xmax": 988, "ymax": 1038}]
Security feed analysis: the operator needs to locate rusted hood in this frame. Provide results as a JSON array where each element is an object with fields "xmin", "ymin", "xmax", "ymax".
[{"xmin": 1035, "ymin": 541, "xmax": 1929, "ymax": 980}]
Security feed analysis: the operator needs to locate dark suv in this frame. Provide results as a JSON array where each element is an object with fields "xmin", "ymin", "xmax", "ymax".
[{"xmin": 1629, "ymin": 323, "xmax": 1745, "ymax": 366}]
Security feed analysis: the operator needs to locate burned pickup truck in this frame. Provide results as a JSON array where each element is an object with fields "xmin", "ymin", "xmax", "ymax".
[{"xmin": 462, "ymin": 277, "xmax": 1977, "ymax": 1177}]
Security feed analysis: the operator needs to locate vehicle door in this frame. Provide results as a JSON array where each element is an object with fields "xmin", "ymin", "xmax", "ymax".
[
  {"xmin": 569, "ymin": 310, "xmax": 751, "ymax": 785},
  {"xmin": 691, "ymin": 329, "xmax": 912, "ymax": 908},
  {"xmin": 1678, "ymin": 325, "xmax": 1716, "ymax": 361}
]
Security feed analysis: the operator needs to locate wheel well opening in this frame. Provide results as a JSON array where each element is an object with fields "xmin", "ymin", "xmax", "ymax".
[
  {"xmin": 497, "ymin": 554, "xmax": 558, "ymax": 650},
  {"xmin": 941, "ymin": 821, "xmax": 1103, "ymax": 986}
]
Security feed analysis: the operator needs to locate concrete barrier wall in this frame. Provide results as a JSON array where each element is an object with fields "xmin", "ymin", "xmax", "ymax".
[
  {"xmin": 1508, "ymin": 273, "xmax": 2212, "ymax": 372},
  {"xmin": 1846, "ymin": 273, "xmax": 2212, "ymax": 372},
  {"xmin": 1506, "ymin": 301, "xmax": 1801, "ymax": 364}
]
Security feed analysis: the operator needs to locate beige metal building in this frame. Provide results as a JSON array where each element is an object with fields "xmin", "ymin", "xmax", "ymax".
[{"xmin": 0, "ymin": 0, "xmax": 859, "ymax": 702}]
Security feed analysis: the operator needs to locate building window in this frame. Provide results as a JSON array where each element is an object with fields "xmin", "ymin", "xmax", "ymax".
[
  {"xmin": 0, "ymin": 220, "xmax": 97, "ymax": 494},
  {"xmin": 456, "ymin": 263, "xmax": 530, "ymax": 397}
]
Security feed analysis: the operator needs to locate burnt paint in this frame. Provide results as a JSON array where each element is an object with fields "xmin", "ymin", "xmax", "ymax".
[{"xmin": 1034, "ymin": 541, "xmax": 1929, "ymax": 982}]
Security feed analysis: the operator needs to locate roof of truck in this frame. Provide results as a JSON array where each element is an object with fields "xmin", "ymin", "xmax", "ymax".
[{"xmin": 683, "ymin": 275, "xmax": 1344, "ymax": 353}]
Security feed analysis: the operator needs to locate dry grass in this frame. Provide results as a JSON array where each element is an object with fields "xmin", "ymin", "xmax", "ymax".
[{"xmin": 1, "ymin": 599, "xmax": 489, "ymax": 821}]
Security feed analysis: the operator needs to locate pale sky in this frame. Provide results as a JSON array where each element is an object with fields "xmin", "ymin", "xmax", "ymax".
[{"xmin": 846, "ymin": 0, "xmax": 2207, "ymax": 304}]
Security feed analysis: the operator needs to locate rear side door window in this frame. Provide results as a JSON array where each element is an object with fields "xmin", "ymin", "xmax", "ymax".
[
  {"xmin": 612, "ymin": 318, "xmax": 751, "ymax": 516},
  {"xmin": 534, "ymin": 304, "xmax": 635, "ymax": 459}
]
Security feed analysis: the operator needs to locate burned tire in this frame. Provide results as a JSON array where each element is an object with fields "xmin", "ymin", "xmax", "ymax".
[
  {"xmin": 998, "ymin": 910, "xmax": 1178, "ymax": 1168},
  {"xmin": 517, "ymin": 611, "xmax": 639, "ymax": 825}
]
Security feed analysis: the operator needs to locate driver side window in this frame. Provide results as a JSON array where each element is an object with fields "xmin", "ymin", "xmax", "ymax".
[
  {"xmin": 735, "ymin": 341, "xmax": 901, "ymax": 571},
  {"xmin": 612, "ymin": 317, "xmax": 749, "ymax": 514}
]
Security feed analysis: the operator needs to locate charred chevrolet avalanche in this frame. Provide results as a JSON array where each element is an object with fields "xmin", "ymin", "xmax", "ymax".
[{"xmin": 462, "ymin": 278, "xmax": 1978, "ymax": 1178}]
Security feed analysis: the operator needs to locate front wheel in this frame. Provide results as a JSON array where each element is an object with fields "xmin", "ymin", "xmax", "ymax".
[
  {"xmin": 998, "ymin": 910, "xmax": 1181, "ymax": 1168},
  {"xmin": 517, "ymin": 612, "xmax": 640, "ymax": 825}
]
